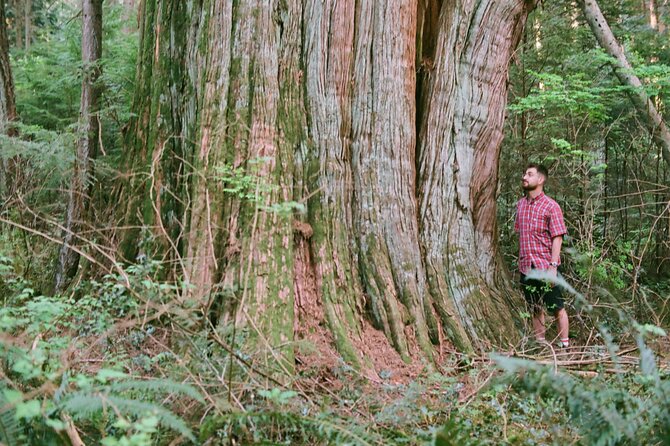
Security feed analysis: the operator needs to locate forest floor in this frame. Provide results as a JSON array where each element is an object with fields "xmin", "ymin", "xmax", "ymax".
[
  {"xmin": 64, "ymin": 316, "xmax": 666, "ymax": 445},
  {"xmin": 3, "ymin": 265, "xmax": 668, "ymax": 445}
]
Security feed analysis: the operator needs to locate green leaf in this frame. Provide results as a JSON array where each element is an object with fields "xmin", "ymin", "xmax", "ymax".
[
  {"xmin": 45, "ymin": 418, "xmax": 66, "ymax": 430},
  {"xmin": 14, "ymin": 400, "xmax": 41, "ymax": 420},
  {"xmin": 96, "ymin": 369, "xmax": 128, "ymax": 383},
  {"xmin": 2, "ymin": 390, "xmax": 22, "ymax": 405},
  {"xmin": 640, "ymin": 324, "xmax": 667, "ymax": 337}
]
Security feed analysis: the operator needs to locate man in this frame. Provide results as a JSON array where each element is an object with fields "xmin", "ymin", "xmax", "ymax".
[{"xmin": 514, "ymin": 163, "xmax": 569, "ymax": 347}]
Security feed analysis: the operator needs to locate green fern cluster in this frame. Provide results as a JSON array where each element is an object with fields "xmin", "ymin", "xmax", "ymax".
[
  {"xmin": 59, "ymin": 377, "xmax": 204, "ymax": 442},
  {"xmin": 0, "ymin": 385, "xmax": 23, "ymax": 446},
  {"xmin": 495, "ymin": 336, "xmax": 670, "ymax": 445},
  {"xmin": 0, "ymin": 258, "xmax": 205, "ymax": 445},
  {"xmin": 0, "ymin": 373, "xmax": 204, "ymax": 445},
  {"xmin": 201, "ymin": 410, "xmax": 385, "ymax": 445}
]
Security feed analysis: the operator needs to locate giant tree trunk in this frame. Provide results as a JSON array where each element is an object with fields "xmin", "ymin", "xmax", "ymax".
[
  {"xmin": 55, "ymin": 0, "xmax": 102, "ymax": 291},
  {"xmin": 117, "ymin": 0, "xmax": 536, "ymax": 369},
  {"xmin": 417, "ymin": 1, "xmax": 533, "ymax": 351}
]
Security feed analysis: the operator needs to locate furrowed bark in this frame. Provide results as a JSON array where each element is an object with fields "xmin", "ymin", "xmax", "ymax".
[
  {"xmin": 184, "ymin": 0, "xmax": 308, "ymax": 372},
  {"xmin": 55, "ymin": 0, "xmax": 102, "ymax": 291},
  {"xmin": 351, "ymin": 0, "xmax": 435, "ymax": 361},
  {"xmin": 418, "ymin": 0, "xmax": 535, "ymax": 351},
  {"xmin": 303, "ymin": 0, "xmax": 365, "ymax": 366},
  {"xmin": 117, "ymin": 0, "xmax": 191, "ymax": 267},
  {"xmin": 183, "ymin": 0, "xmax": 232, "ymax": 306},
  {"xmin": 115, "ymin": 0, "xmax": 539, "ymax": 371},
  {"xmin": 230, "ymin": 0, "xmax": 295, "ymax": 371},
  {"xmin": 579, "ymin": 0, "xmax": 670, "ymax": 167}
]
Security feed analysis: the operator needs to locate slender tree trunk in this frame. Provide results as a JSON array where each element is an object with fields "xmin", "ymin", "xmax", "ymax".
[
  {"xmin": 14, "ymin": 0, "xmax": 23, "ymax": 50},
  {"xmin": 580, "ymin": 0, "xmax": 670, "ymax": 167},
  {"xmin": 55, "ymin": 0, "xmax": 103, "ymax": 291},
  {"xmin": 0, "ymin": 0, "xmax": 17, "ymax": 199},
  {"xmin": 121, "ymin": 0, "xmax": 137, "ymax": 32},
  {"xmin": 23, "ymin": 0, "xmax": 30, "ymax": 51},
  {"xmin": 647, "ymin": 0, "xmax": 665, "ymax": 32},
  {"xmin": 117, "ymin": 0, "xmax": 536, "ymax": 369}
]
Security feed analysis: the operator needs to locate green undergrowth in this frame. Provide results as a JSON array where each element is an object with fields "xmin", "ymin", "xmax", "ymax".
[{"xmin": 0, "ymin": 253, "xmax": 669, "ymax": 445}]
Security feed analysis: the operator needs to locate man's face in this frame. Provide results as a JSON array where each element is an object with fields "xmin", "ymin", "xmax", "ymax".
[{"xmin": 522, "ymin": 167, "xmax": 545, "ymax": 191}]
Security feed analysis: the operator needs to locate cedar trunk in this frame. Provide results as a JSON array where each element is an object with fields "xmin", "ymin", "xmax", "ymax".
[{"xmin": 118, "ymin": 0, "xmax": 536, "ymax": 368}]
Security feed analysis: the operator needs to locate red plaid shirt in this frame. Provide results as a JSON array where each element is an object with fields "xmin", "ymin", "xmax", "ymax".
[{"xmin": 514, "ymin": 192, "xmax": 567, "ymax": 274}]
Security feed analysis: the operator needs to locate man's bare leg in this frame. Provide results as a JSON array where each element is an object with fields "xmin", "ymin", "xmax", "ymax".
[
  {"xmin": 532, "ymin": 310, "xmax": 546, "ymax": 341},
  {"xmin": 556, "ymin": 308, "xmax": 569, "ymax": 346}
]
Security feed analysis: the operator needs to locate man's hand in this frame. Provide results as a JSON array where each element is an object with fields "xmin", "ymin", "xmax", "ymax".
[{"xmin": 548, "ymin": 265, "xmax": 558, "ymax": 278}]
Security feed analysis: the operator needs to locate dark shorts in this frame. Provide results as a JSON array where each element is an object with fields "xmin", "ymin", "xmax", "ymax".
[{"xmin": 520, "ymin": 273, "xmax": 564, "ymax": 313}]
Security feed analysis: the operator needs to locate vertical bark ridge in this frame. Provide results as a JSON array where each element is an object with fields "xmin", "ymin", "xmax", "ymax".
[
  {"xmin": 351, "ymin": 0, "xmax": 435, "ymax": 361},
  {"xmin": 183, "ymin": 0, "xmax": 233, "ymax": 305},
  {"xmin": 215, "ymin": 0, "xmax": 256, "ymax": 314},
  {"xmin": 418, "ymin": 0, "xmax": 535, "ymax": 350},
  {"xmin": 199, "ymin": 0, "xmax": 299, "ymax": 372},
  {"xmin": 303, "ymin": 0, "xmax": 365, "ymax": 366},
  {"xmin": 117, "ymin": 0, "xmax": 190, "ymax": 265}
]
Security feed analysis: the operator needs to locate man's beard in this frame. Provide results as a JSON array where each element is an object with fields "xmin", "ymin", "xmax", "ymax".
[{"xmin": 522, "ymin": 183, "xmax": 536, "ymax": 191}]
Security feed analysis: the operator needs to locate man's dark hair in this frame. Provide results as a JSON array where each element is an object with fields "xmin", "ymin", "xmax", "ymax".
[{"xmin": 526, "ymin": 163, "xmax": 549, "ymax": 179}]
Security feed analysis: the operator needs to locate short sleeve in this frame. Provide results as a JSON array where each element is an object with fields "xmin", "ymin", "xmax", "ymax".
[
  {"xmin": 514, "ymin": 201, "xmax": 520, "ymax": 233},
  {"xmin": 548, "ymin": 203, "xmax": 567, "ymax": 238}
]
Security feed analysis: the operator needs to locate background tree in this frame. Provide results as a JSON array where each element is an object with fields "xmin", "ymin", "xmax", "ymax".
[
  {"xmin": 579, "ymin": 0, "xmax": 670, "ymax": 167},
  {"xmin": 0, "ymin": 0, "xmax": 18, "ymax": 198},
  {"xmin": 55, "ymin": 0, "xmax": 102, "ymax": 291},
  {"xmin": 500, "ymin": 0, "xmax": 670, "ymax": 331}
]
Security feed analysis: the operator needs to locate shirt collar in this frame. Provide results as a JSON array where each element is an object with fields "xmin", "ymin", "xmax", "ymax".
[{"xmin": 525, "ymin": 191, "xmax": 546, "ymax": 203}]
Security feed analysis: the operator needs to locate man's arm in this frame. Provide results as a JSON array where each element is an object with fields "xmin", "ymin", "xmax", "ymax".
[
  {"xmin": 548, "ymin": 201, "xmax": 567, "ymax": 274},
  {"xmin": 514, "ymin": 201, "xmax": 520, "ymax": 233},
  {"xmin": 551, "ymin": 236, "xmax": 562, "ymax": 262},
  {"xmin": 549, "ymin": 235, "xmax": 563, "ymax": 276}
]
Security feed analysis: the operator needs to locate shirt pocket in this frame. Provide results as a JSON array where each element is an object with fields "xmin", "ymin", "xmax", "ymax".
[{"xmin": 530, "ymin": 213, "xmax": 547, "ymax": 233}]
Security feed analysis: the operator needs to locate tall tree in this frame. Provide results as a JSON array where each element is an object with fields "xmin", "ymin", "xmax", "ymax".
[
  {"xmin": 0, "ymin": 0, "xmax": 17, "ymax": 198},
  {"xmin": 579, "ymin": 0, "xmax": 670, "ymax": 167},
  {"xmin": 23, "ymin": 0, "xmax": 31, "ymax": 50},
  {"xmin": 14, "ymin": 0, "xmax": 22, "ymax": 49},
  {"xmin": 116, "ymin": 0, "xmax": 536, "ymax": 368},
  {"xmin": 121, "ymin": 0, "xmax": 137, "ymax": 32},
  {"xmin": 55, "ymin": 0, "xmax": 103, "ymax": 291},
  {"xmin": 646, "ymin": 0, "xmax": 665, "ymax": 32}
]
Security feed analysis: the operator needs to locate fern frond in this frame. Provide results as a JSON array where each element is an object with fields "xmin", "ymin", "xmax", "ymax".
[
  {"xmin": 108, "ymin": 379, "xmax": 204, "ymax": 403},
  {"xmin": 0, "ymin": 387, "xmax": 23, "ymax": 446},
  {"xmin": 207, "ymin": 410, "xmax": 383, "ymax": 446},
  {"xmin": 59, "ymin": 392, "xmax": 194, "ymax": 441}
]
